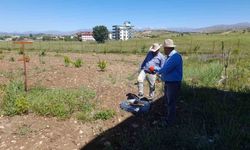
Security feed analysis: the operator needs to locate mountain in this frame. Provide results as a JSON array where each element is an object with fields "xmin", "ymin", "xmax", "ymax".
[
  {"xmin": 195, "ymin": 22, "xmax": 250, "ymax": 32},
  {"xmin": 166, "ymin": 27, "xmax": 197, "ymax": 33},
  {"xmin": 167, "ymin": 22, "xmax": 250, "ymax": 33},
  {"xmin": 0, "ymin": 29, "xmax": 91, "ymax": 36},
  {"xmin": 1, "ymin": 22, "xmax": 250, "ymax": 35}
]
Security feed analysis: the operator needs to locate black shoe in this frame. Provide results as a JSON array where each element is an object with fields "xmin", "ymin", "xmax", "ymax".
[{"xmin": 138, "ymin": 93, "xmax": 143, "ymax": 97}]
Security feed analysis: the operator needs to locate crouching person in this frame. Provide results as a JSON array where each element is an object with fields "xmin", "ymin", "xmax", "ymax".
[{"xmin": 137, "ymin": 43, "xmax": 165, "ymax": 100}]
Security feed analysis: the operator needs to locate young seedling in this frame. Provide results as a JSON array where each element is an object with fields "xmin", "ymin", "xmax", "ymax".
[
  {"xmin": 74, "ymin": 58, "xmax": 83, "ymax": 68},
  {"xmin": 64, "ymin": 56, "xmax": 72, "ymax": 67},
  {"xmin": 98, "ymin": 60, "xmax": 107, "ymax": 71},
  {"xmin": 39, "ymin": 49, "xmax": 46, "ymax": 56}
]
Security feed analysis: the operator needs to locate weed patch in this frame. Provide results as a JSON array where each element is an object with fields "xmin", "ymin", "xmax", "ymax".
[
  {"xmin": 94, "ymin": 109, "xmax": 116, "ymax": 120},
  {"xmin": 1, "ymin": 80, "xmax": 96, "ymax": 120}
]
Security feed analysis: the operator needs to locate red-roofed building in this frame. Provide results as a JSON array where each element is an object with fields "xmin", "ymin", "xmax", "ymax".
[{"xmin": 76, "ymin": 32, "xmax": 95, "ymax": 41}]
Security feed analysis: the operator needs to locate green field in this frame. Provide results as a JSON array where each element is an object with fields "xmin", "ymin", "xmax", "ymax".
[
  {"xmin": 1, "ymin": 32, "xmax": 250, "ymax": 55},
  {"xmin": 0, "ymin": 31, "xmax": 249, "ymax": 149},
  {"xmin": 1, "ymin": 31, "xmax": 249, "ymax": 91}
]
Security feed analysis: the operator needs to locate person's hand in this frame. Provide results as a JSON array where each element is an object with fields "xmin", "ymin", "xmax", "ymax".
[
  {"xmin": 149, "ymin": 66, "xmax": 154, "ymax": 72},
  {"xmin": 154, "ymin": 66, "xmax": 160, "ymax": 73}
]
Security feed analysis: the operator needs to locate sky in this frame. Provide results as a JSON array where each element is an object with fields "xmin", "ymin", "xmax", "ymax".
[{"xmin": 0, "ymin": 0, "xmax": 249, "ymax": 32}]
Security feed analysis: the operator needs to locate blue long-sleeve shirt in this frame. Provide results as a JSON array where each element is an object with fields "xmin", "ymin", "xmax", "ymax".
[
  {"xmin": 140, "ymin": 51, "xmax": 165, "ymax": 73},
  {"xmin": 155, "ymin": 50, "xmax": 183, "ymax": 82}
]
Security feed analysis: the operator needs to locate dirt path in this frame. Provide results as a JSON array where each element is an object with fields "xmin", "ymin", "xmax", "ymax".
[{"xmin": 0, "ymin": 52, "xmax": 162, "ymax": 150}]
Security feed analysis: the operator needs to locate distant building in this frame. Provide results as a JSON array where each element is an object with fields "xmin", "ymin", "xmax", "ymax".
[
  {"xmin": 36, "ymin": 36, "xmax": 43, "ymax": 40},
  {"xmin": 5, "ymin": 38, "xmax": 13, "ymax": 41},
  {"xmin": 108, "ymin": 33, "xmax": 112, "ymax": 40},
  {"xmin": 112, "ymin": 21, "xmax": 134, "ymax": 40},
  {"xmin": 76, "ymin": 32, "xmax": 95, "ymax": 41}
]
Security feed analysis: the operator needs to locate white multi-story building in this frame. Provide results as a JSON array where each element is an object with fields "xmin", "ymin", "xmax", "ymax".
[{"xmin": 112, "ymin": 21, "xmax": 134, "ymax": 40}]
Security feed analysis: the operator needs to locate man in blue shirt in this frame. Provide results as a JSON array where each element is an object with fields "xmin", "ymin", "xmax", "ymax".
[
  {"xmin": 152, "ymin": 39, "xmax": 183, "ymax": 125},
  {"xmin": 137, "ymin": 43, "xmax": 165, "ymax": 100}
]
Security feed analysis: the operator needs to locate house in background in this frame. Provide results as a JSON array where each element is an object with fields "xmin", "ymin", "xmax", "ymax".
[
  {"xmin": 112, "ymin": 21, "xmax": 134, "ymax": 40},
  {"xmin": 108, "ymin": 32, "xmax": 113, "ymax": 40},
  {"xmin": 76, "ymin": 32, "xmax": 95, "ymax": 41}
]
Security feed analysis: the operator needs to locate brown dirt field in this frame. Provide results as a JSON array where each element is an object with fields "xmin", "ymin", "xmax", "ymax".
[{"xmin": 0, "ymin": 51, "xmax": 164, "ymax": 150}]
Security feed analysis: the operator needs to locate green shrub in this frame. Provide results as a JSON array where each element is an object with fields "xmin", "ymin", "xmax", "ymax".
[
  {"xmin": 74, "ymin": 58, "xmax": 83, "ymax": 68},
  {"xmin": 64, "ymin": 56, "xmax": 72, "ymax": 67},
  {"xmin": 39, "ymin": 49, "xmax": 46, "ymax": 56},
  {"xmin": 0, "ymin": 55, "xmax": 4, "ymax": 60},
  {"xmin": 15, "ymin": 96, "xmax": 29, "ymax": 115},
  {"xmin": 17, "ymin": 124, "xmax": 32, "ymax": 136},
  {"xmin": 76, "ymin": 111, "xmax": 93, "ymax": 122},
  {"xmin": 2, "ymin": 80, "xmax": 26, "ymax": 116},
  {"xmin": 94, "ymin": 109, "xmax": 116, "ymax": 120},
  {"xmin": 98, "ymin": 60, "xmax": 107, "ymax": 71}
]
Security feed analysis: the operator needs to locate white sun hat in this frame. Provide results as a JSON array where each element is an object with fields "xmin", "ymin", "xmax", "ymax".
[
  {"xmin": 163, "ymin": 39, "xmax": 176, "ymax": 48},
  {"xmin": 149, "ymin": 43, "xmax": 162, "ymax": 52}
]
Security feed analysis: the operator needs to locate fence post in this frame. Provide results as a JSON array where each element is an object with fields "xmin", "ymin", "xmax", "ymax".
[
  {"xmin": 212, "ymin": 41, "xmax": 215, "ymax": 54},
  {"xmin": 14, "ymin": 41, "xmax": 33, "ymax": 92}
]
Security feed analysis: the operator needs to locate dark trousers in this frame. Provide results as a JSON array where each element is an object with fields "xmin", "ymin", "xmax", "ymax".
[{"xmin": 164, "ymin": 81, "xmax": 181, "ymax": 125}]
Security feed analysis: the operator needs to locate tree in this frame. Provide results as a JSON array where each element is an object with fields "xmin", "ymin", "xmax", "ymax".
[
  {"xmin": 42, "ymin": 36, "xmax": 52, "ymax": 41},
  {"xmin": 93, "ymin": 25, "xmax": 109, "ymax": 43}
]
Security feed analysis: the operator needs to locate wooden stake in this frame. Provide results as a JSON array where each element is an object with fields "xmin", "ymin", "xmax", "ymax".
[{"xmin": 14, "ymin": 41, "xmax": 33, "ymax": 92}]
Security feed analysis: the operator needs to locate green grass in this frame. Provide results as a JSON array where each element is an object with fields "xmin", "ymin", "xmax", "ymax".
[
  {"xmin": 0, "ymin": 32, "xmax": 249, "ymax": 91},
  {"xmin": 28, "ymin": 87, "xmax": 95, "ymax": 118},
  {"xmin": 1, "ymin": 32, "xmax": 250, "ymax": 55},
  {"xmin": 64, "ymin": 55, "xmax": 72, "ymax": 67},
  {"xmin": 76, "ymin": 111, "xmax": 93, "ymax": 122},
  {"xmin": 74, "ymin": 58, "xmax": 83, "ymax": 68},
  {"xmin": 1, "ymin": 80, "xmax": 26, "ymax": 115},
  {"xmin": 94, "ymin": 109, "xmax": 116, "ymax": 120},
  {"xmin": 1, "ymin": 80, "xmax": 96, "ymax": 119},
  {"xmin": 95, "ymin": 83, "xmax": 250, "ymax": 150},
  {"xmin": 0, "ymin": 32, "xmax": 249, "ymax": 149},
  {"xmin": 184, "ymin": 59, "xmax": 223, "ymax": 87},
  {"xmin": 0, "ymin": 80, "xmax": 118, "ymax": 121},
  {"xmin": 16, "ymin": 124, "xmax": 32, "ymax": 136}
]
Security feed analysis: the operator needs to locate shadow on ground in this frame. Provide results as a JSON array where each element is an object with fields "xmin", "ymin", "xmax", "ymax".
[{"xmin": 81, "ymin": 83, "xmax": 250, "ymax": 150}]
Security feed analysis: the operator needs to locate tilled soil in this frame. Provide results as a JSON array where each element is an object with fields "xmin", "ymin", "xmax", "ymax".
[{"xmin": 0, "ymin": 51, "xmax": 163, "ymax": 150}]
